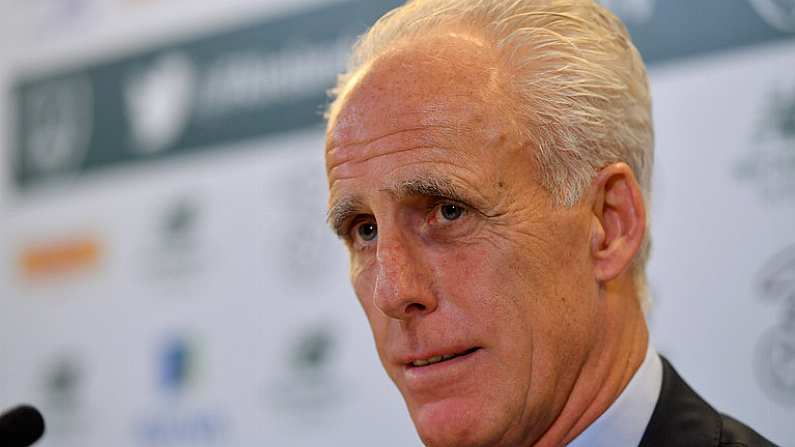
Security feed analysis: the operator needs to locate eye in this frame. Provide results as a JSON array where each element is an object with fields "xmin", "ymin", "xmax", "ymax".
[
  {"xmin": 353, "ymin": 221, "xmax": 378, "ymax": 242},
  {"xmin": 438, "ymin": 203, "xmax": 464, "ymax": 221}
]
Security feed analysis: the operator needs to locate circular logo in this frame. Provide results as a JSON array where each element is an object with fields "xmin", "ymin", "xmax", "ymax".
[
  {"xmin": 754, "ymin": 245, "xmax": 795, "ymax": 405},
  {"xmin": 751, "ymin": 0, "xmax": 795, "ymax": 32},
  {"xmin": 24, "ymin": 77, "xmax": 93, "ymax": 175}
]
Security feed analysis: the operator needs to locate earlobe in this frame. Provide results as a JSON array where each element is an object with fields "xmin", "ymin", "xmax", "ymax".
[{"xmin": 589, "ymin": 163, "xmax": 646, "ymax": 283}]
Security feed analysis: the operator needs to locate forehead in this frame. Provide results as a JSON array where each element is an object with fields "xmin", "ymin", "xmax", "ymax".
[{"xmin": 326, "ymin": 34, "xmax": 511, "ymax": 163}]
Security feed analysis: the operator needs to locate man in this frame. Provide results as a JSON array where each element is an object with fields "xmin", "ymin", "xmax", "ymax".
[{"xmin": 323, "ymin": 1, "xmax": 775, "ymax": 446}]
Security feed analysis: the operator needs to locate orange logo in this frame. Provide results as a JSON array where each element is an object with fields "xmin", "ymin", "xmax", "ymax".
[{"xmin": 19, "ymin": 237, "xmax": 102, "ymax": 279}]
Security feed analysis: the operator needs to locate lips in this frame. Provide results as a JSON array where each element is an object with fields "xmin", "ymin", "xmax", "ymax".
[
  {"xmin": 399, "ymin": 346, "xmax": 484, "ymax": 392},
  {"xmin": 405, "ymin": 347, "xmax": 481, "ymax": 368}
]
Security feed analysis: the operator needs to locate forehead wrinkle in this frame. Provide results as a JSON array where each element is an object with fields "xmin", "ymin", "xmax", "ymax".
[
  {"xmin": 328, "ymin": 144, "xmax": 439, "ymax": 184},
  {"xmin": 327, "ymin": 123, "xmax": 461, "ymax": 170},
  {"xmin": 328, "ymin": 126, "xmax": 429, "ymax": 156}
]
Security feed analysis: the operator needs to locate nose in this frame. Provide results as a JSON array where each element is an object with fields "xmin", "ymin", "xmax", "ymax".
[{"xmin": 372, "ymin": 229, "xmax": 438, "ymax": 321}]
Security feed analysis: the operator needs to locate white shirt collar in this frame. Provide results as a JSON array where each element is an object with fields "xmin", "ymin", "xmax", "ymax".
[{"xmin": 567, "ymin": 343, "xmax": 663, "ymax": 447}]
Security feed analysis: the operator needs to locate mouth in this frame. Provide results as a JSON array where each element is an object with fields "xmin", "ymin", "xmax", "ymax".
[{"xmin": 407, "ymin": 347, "xmax": 481, "ymax": 368}]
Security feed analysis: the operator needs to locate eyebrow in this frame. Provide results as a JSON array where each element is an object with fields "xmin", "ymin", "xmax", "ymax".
[
  {"xmin": 326, "ymin": 175, "xmax": 474, "ymax": 237},
  {"xmin": 327, "ymin": 196, "xmax": 366, "ymax": 237},
  {"xmin": 389, "ymin": 176, "xmax": 470, "ymax": 203}
]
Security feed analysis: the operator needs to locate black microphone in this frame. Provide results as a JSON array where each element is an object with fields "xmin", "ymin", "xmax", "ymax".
[{"xmin": 0, "ymin": 405, "xmax": 45, "ymax": 447}]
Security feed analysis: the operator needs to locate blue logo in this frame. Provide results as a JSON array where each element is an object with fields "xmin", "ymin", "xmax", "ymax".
[
  {"xmin": 132, "ymin": 334, "xmax": 228, "ymax": 446},
  {"xmin": 160, "ymin": 336, "xmax": 194, "ymax": 393}
]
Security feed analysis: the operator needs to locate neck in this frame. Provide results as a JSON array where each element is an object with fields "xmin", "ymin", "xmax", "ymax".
[{"xmin": 533, "ymin": 277, "xmax": 649, "ymax": 447}]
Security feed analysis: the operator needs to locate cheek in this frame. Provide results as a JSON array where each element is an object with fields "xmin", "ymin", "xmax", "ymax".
[
  {"xmin": 432, "ymin": 228, "xmax": 585, "ymax": 378},
  {"xmin": 430, "ymin": 240, "xmax": 536, "ymax": 349}
]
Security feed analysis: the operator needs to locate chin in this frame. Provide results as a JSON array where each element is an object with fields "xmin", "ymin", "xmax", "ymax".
[{"xmin": 410, "ymin": 397, "xmax": 506, "ymax": 447}]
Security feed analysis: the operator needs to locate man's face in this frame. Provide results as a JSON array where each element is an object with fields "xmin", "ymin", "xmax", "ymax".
[{"xmin": 326, "ymin": 37, "xmax": 601, "ymax": 447}]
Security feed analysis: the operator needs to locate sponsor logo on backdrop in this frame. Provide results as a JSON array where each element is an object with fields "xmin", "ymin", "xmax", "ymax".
[
  {"xmin": 159, "ymin": 335, "xmax": 198, "ymax": 394},
  {"xmin": 196, "ymin": 37, "xmax": 351, "ymax": 119},
  {"xmin": 735, "ymin": 83, "xmax": 795, "ymax": 199},
  {"xmin": 124, "ymin": 53, "xmax": 196, "ymax": 154},
  {"xmin": 274, "ymin": 165, "xmax": 339, "ymax": 290},
  {"xmin": 22, "ymin": 76, "xmax": 93, "ymax": 177},
  {"xmin": 599, "ymin": 0, "xmax": 656, "ymax": 24},
  {"xmin": 145, "ymin": 195, "xmax": 204, "ymax": 279},
  {"xmin": 12, "ymin": 0, "xmax": 400, "ymax": 190},
  {"xmin": 17, "ymin": 235, "xmax": 102, "ymax": 281},
  {"xmin": 46, "ymin": 356, "xmax": 82, "ymax": 408},
  {"xmin": 41, "ymin": 354, "xmax": 86, "ymax": 439},
  {"xmin": 133, "ymin": 334, "xmax": 228, "ymax": 446},
  {"xmin": 124, "ymin": 40, "xmax": 351, "ymax": 150},
  {"xmin": 754, "ymin": 245, "xmax": 795, "ymax": 405},
  {"xmin": 750, "ymin": 0, "xmax": 795, "ymax": 32},
  {"xmin": 267, "ymin": 324, "xmax": 348, "ymax": 423}
]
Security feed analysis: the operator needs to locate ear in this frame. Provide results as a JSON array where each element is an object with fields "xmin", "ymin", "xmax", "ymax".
[{"xmin": 589, "ymin": 163, "xmax": 646, "ymax": 283}]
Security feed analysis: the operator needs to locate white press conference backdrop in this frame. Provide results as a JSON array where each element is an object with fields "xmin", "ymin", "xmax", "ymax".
[{"xmin": 0, "ymin": 1, "xmax": 793, "ymax": 446}]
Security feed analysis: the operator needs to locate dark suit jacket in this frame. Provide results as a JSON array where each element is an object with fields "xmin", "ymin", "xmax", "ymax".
[{"xmin": 638, "ymin": 357, "xmax": 777, "ymax": 447}]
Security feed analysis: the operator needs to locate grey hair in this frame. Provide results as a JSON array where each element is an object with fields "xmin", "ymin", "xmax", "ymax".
[{"xmin": 326, "ymin": 0, "xmax": 654, "ymax": 312}]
